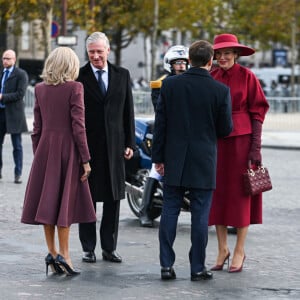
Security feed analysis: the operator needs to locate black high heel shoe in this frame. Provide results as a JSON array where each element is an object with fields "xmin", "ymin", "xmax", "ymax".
[
  {"xmin": 55, "ymin": 254, "xmax": 80, "ymax": 276},
  {"xmin": 45, "ymin": 253, "xmax": 64, "ymax": 275}
]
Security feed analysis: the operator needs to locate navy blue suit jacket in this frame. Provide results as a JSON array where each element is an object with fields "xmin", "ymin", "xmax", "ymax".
[{"xmin": 152, "ymin": 67, "xmax": 233, "ymax": 189}]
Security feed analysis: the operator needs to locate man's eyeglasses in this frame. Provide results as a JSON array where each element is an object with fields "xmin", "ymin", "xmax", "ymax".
[{"xmin": 2, "ymin": 57, "xmax": 13, "ymax": 60}]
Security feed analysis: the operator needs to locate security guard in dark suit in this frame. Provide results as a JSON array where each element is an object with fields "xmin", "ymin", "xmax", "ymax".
[{"xmin": 0, "ymin": 49, "xmax": 28, "ymax": 183}]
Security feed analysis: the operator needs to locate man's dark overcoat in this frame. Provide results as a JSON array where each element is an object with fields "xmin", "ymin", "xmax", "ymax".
[
  {"xmin": 77, "ymin": 62, "xmax": 135, "ymax": 202},
  {"xmin": 152, "ymin": 67, "xmax": 233, "ymax": 189},
  {"xmin": 0, "ymin": 67, "xmax": 28, "ymax": 133}
]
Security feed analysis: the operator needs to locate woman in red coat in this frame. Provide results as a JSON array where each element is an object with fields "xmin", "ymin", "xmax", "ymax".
[
  {"xmin": 21, "ymin": 47, "xmax": 96, "ymax": 276},
  {"xmin": 208, "ymin": 34, "xmax": 269, "ymax": 272}
]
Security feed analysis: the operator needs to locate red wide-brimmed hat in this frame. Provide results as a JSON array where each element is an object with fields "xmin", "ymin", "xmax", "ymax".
[{"xmin": 213, "ymin": 33, "xmax": 255, "ymax": 56}]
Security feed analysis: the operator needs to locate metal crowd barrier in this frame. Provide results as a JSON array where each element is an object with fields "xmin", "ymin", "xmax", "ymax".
[
  {"xmin": 24, "ymin": 86, "xmax": 35, "ymax": 108},
  {"xmin": 24, "ymin": 87, "xmax": 300, "ymax": 131},
  {"xmin": 132, "ymin": 91, "xmax": 154, "ymax": 116},
  {"xmin": 24, "ymin": 87, "xmax": 155, "ymax": 116},
  {"xmin": 267, "ymin": 97, "xmax": 300, "ymax": 113}
]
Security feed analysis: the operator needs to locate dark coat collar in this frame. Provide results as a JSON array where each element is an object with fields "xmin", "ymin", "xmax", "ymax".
[{"xmin": 185, "ymin": 66, "xmax": 211, "ymax": 77}]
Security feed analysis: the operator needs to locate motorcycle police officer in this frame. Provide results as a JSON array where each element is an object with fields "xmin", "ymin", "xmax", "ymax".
[{"xmin": 139, "ymin": 45, "xmax": 189, "ymax": 227}]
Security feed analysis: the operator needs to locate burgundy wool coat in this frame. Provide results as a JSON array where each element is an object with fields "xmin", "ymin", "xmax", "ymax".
[
  {"xmin": 209, "ymin": 63, "xmax": 269, "ymax": 227},
  {"xmin": 21, "ymin": 81, "xmax": 96, "ymax": 227}
]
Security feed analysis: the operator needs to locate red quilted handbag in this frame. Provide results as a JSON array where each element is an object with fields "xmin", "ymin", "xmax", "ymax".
[{"xmin": 243, "ymin": 165, "xmax": 272, "ymax": 196}]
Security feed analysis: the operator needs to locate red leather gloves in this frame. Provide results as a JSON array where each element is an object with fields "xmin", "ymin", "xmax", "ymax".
[{"xmin": 248, "ymin": 119, "xmax": 262, "ymax": 166}]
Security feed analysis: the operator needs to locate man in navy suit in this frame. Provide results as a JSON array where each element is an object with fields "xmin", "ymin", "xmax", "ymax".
[
  {"xmin": 78, "ymin": 32, "xmax": 135, "ymax": 264},
  {"xmin": 152, "ymin": 40, "xmax": 233, "ymax": 281},
  {"xmin": 0, "ymin": 49, "xmax": 28, "ymax": 183}
]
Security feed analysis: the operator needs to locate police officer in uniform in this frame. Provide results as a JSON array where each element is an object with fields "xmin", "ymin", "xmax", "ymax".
[{"xmin": 139, "ymin": 45, "xmax": 189, "ymax": 227}]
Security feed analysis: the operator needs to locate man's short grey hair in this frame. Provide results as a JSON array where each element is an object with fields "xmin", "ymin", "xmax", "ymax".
[{"xmin": 86, "ymin": 32, "xmax": 110, "ymax": 50}]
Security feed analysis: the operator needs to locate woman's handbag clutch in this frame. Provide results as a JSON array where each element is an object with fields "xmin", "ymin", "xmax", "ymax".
[{"xmin": 243, "ymin": 165, "xmax": 272, "ymax": 196}]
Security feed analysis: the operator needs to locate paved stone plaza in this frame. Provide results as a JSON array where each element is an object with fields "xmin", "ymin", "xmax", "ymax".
[{"xmin": 0, "ymin": 130, "xmax": 299, "ymax": 299}]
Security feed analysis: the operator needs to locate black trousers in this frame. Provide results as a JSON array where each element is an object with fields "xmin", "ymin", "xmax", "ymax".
[{"xmin": 79, "ymin": 200, "xmax": 120, "ymax": 253}]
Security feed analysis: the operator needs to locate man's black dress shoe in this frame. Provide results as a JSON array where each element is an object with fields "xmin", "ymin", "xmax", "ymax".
[
  {"xmin": 191, "ymin": 269, "xmax": 213, "ymax": 281},
  {"xmin": 102, "ymin": 250, "xmax": 122, "ymax": 263},
  {"xmin": 14, "ymin": 175, "xmax": 22, "ymax": 184},
  {"xmin": 82, "ymin": 251, "xmax": 96, "ymax": 263},
  {"xmin": 161, "ymin": 267, "xmax": 176, "ymax": 280}
]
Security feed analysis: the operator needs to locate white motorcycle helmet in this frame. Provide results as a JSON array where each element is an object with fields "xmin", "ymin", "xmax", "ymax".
[{"xmin": 163, "ymin": 45, "xmax": 189, "ymax": 73}]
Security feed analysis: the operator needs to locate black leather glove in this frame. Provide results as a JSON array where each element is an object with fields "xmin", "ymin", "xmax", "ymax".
[{"xmin": 248, "ymin": 119, "xmax": 262, "ymax": 166}]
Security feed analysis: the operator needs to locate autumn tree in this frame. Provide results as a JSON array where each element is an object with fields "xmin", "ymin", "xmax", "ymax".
[
  {"xmin": 1, "ymin": 0, "xmax": 299, "ymax": 76},
  {"xmin": 0, "ymin": 0, "xmax": 58, "ymax": 58},
  {"xmin": 67, "ymin": 0, "xmax": 145, "ymax": 66},
  {"xmin": 0, "ymin": 0, "xmax": 11, "ymax": 53}
]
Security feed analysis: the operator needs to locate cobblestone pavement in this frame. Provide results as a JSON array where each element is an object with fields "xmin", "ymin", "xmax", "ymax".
[{"xmin": 0, "ymin": 134, "xmax": 299, "ymax": 300}]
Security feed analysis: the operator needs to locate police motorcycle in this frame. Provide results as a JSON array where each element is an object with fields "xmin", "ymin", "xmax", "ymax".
[
  {"xmin": 125, "ymin": 118, "xmax": 163, "ymax": 220},
  {"xmin": 125, "ymin": 117, "xmax": 191, "ymax": 221},
  {"xmin": 124, "ymin": 118, "xmax": 237, "ymax": 235},
  {"xmin": 125, "ymin": 45, "xmax": 191, "ymax": 225}
]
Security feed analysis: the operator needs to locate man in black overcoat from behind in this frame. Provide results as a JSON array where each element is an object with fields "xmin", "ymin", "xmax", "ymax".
[
  {"xmin": 77, "ymin": 32, "xmax": 135, "ymax": 263},
  {"xmin": 152, "ymin": 40, "xmax": 233, "ymax": 281}
]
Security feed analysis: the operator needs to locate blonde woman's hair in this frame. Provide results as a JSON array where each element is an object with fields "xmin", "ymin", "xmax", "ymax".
[{"xmin": 41, "ymin": 47, "xmax": 79, "ymax": 85}]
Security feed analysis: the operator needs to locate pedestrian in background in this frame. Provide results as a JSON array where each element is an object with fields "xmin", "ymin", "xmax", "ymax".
[
  {"xmin": 152, "ymin": 40, "xmax": 233, "ymax": 281},
  {"xmin": 209, "ymin": 33, "xmax": 269, "ymax": 273},
  {"xmin": 0, "ymin": 49, "xmax": 28, "ymax": 183},
  {"xmin": 21, "ymin": 47, "xmax": 96, "ymax": 276},
  {"xmin": 78, "ymin": 32, "xmax": 135, "ymax": 264}
]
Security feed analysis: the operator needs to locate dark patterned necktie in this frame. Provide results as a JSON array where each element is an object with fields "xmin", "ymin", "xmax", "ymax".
[
  {"xmin": 0, "ymin": 69, "xmax": 9, "ymax": 108},
  {"xmin": 97, "ymin": 69, "xmax": 106, "ymax": 96},
  {"xmin": 1, "ymin": 69, "xmax": 9, "ymax": 93}
]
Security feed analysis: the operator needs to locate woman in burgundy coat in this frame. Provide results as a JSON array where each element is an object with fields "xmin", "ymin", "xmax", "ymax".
[
  {"xmin": 208, "ymin": 34, "xmax": 269, "ymax": 273},
  {"xmin": 21, "ymin": 47, "xmax": 96, "ymax": 276}
]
